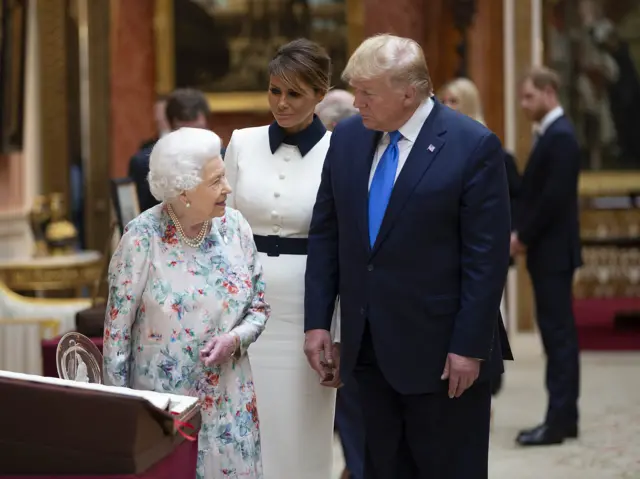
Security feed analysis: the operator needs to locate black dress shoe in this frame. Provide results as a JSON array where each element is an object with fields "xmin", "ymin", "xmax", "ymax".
[
  {"xmin": 516, "ymin": 423, "xmax": 576, "ymax": 446},
  {"xmin": 565, "ymin": 423, "xmax": 579, "ymax": 439},
  {"xmin": 518, "ymin": 423, "xmax": 579, "ymax": 438}
]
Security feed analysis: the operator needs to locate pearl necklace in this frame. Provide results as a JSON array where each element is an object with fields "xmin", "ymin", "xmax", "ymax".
[{"xmin": 167, "ymin": 204, "xmax": 210, "ymax": 248}]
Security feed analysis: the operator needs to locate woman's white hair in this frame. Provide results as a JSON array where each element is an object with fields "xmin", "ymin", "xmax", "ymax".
[
  {"xmin": 148, "ymin": 127, "xmax": 221, "ymax": 202},
  {"xmin": 315, "ymin": 89, "xmax": 358, "ymax": 128},
  {"xmin": 342, "ymin": 34, "xmax": 432, "ymax": 97}
]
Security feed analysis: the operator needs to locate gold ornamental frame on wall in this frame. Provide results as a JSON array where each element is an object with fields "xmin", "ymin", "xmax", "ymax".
[
  {"xmin": 154, "ymin": 0, "xmax": 364, "ymax": 113},
  {"xmin": 578, "ymin": 171, "xmax": 640, "ymax": 196},
  {"xmin": 542, "ymin": 0, "xmax": 640, "ymax": 196}
]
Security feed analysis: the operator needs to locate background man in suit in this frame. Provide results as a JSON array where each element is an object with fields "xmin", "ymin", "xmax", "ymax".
[
  {"xmin": 128, "ymin": 88, "xmax": 210, "ymax": 212},
  {"xmin": 315, "ymin": 90, "xmax": 363, "ymax": 479},
  {"xmin": 304, "ymin": 34, "xmax": 512, "ymax": 479},
  {"xmin": 514, "ymin": 67, "xmax": 583, "ymax": 446}
]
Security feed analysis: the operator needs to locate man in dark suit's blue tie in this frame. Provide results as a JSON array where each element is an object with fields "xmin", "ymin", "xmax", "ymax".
[
  {"xmin": 304, "ymin": 34, "xmax": 512, "ymax": 479},
  {"xmin": 369, "ymin": 130, "xmax": 402, "ymax": 246}
]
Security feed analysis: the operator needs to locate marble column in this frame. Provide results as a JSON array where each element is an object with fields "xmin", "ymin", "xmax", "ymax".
[
  {"xmin": 363, "ymin": 0, "xmax": 425, "ymax": 41},
  {"xmin": 0, "ymin": 1, "xmax": 42, "ymax": 259},
  {"xmin": 109, "ymin": 0, "xmax": 156, "ymax": 178},
  {"xmin": 468, "ymin": 0, "xmax": 505, "ymax": 141},
  {"xmin": 507, "ymin": 0, "xmax": 538, "ymax": 331}
]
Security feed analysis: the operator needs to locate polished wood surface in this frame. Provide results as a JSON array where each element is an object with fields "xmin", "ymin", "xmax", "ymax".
[{"xmin": 468, "ymin": 0, "xmax": 505, "ymax": 142}]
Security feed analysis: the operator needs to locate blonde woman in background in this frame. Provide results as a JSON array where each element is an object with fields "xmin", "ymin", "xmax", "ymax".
[{"xmin": 439, "ymin": 78, "xmax": 521, "ymax": 398}]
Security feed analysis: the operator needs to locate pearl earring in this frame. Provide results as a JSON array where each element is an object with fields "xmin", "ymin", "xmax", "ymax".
[{"xmin": 186, "ymin": 201, "xmax": 191, "ymax": 208}]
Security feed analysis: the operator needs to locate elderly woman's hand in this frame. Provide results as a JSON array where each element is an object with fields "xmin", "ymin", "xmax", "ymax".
[{"xmin": 200, "ymin": 332, "xmax": 239, "ymax": 366}]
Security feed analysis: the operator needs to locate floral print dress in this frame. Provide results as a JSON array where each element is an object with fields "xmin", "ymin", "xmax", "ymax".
[{"xmin": 103, "ymin": 205, "xmax": 269, "ymax": 479}]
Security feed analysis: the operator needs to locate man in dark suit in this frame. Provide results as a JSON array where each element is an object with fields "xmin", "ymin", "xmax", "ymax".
[
  {"xmin": 304, "ymin": 34, "xmax": 512, "ymax": 479},
  {"xmin": 128, "ymin": 88, "xmax": 210, "ymax": 212},
  {"xmin": 316, "ymin": 90, "xmax": 363, "ymax": 479},
  {"xmin": 513, "ymin": 67, "xmax": 583, "ymax": 446}
]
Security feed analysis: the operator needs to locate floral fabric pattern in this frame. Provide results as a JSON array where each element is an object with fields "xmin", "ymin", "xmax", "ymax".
[{"xmin": 103, "ymin": 205, "xmax": 269, "ymax": 479}]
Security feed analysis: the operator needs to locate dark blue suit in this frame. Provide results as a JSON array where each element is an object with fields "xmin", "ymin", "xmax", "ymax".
[
  {"xmin": 128, "ymin": 143, "xmax": 160, "ymax": 213},
  {"xmin": 515, "ymin": 114, "xmax": 582, "ymax": 430},
  {"xmin": 305, "ymin": 100, "xmax": 512, "ymax": 479}
]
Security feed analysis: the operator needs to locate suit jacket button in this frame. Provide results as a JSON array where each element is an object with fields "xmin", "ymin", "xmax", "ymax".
[
  {"xmin": 360, "ymin": 307, "xmax": 366, "ymax": 315},
  {"xmin": 367, "ymin": 264, "xmax": 374, "ymax": 271}
]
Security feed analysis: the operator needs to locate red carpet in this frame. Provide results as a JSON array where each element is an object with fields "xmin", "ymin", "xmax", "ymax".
[{"xmin": 574, "ymin": 298, "xmax": 640, "ymax": 351}]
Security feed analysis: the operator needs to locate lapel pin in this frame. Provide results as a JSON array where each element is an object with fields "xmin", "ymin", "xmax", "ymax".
[{"xmin": 427, "ymin": 144, "xmax": 436, "ymax": 152}]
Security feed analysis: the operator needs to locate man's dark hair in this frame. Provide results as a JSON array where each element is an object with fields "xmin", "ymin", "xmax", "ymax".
[{"xmin": 165, "ymin": 88, "xmax": 210, "ymax": 127}]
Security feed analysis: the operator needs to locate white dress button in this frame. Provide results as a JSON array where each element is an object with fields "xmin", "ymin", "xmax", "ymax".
[
  {"xmin": 271, "ymin": 211, "xmax": 278, "ymax": 218},
  {"xmin": 274, "ymin": 192, "xmax": 280, "ymax": 198},
  {"xmin": 284, "ymin": 157, "xmax": 291, "ymax": 162},
  {"xmin": 279, "ymin": 173, "xmax": 285, "ymax": 180},
  {"xmin": 272, "ymin": 225, "xmax": 280, "ymax": 233}
]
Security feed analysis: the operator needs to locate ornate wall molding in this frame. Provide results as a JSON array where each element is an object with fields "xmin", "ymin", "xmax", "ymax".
[{"xmin": 36, "ymin": 0, "xmax": 69, "ymax": 199}]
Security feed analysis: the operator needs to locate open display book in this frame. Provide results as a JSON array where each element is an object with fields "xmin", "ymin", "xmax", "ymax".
[
  {"xmin": 0, "ymin": 370, "xmax": 198, "ymax": 415},
  {"xmin": 0, "ymin": 370, "xmax": 201, "ymax": 475}
]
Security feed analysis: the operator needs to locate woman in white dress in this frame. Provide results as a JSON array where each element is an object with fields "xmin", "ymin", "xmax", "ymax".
[{"xmin": 224, "ymin": 39, "xmax": 338, "ymax": 478}]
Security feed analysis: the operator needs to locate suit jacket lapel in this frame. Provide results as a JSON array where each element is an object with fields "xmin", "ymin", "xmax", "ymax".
[
  {"xmin": 371, "ymin": 102, "xmax": 447, "ymax": 255},
  {"xmin": 353, "ymin": 127, "xmax": 382, "ymax": 252}
]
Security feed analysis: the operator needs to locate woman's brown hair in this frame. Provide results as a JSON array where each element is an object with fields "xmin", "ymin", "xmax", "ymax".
[{"xmin": 268, "ymin": 39, "xmax": 332, "ymax": 94}]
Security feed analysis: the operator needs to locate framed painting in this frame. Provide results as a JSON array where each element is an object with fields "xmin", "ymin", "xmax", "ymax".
[
  {"xmin": 110, "ymin": 178, "xmax": 141, "ymax": 234},
  {"xmin": 154, "ymin": 0, "xmax": 362, "ymax": 112},
  {"xmin": 543, "ymin": 0, "xmax": 640, "ymax": 195}
]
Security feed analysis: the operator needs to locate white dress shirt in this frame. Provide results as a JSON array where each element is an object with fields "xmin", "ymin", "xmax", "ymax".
[
  {"xmin": 368, "ymin": 97, "xmax": 435, "ymax": 189},
  {"xmin": 537, "ymin": 106, "xmax": 564, "ymax": 136}
]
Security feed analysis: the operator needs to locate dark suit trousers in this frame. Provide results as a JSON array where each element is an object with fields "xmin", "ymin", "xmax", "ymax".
[
  {"xmin": 335, "ymin": 379, "xmax": 365, "ymax": 479},
  {"xmin": 529, "ymin": 270, "xmax": 580, "ymax": 427},
  {"xmin": 353, "ymin": 326, "xmax": 491, "ymax": 479}
]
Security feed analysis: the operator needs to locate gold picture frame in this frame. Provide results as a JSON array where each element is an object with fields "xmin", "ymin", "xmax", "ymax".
[
  {"xmin": 579, "ymin": 171, "xmax": 640, "ymax": 196},
  {"xmin": 154, "ymin": 0, "xmax": 364, "ymax": 113}
]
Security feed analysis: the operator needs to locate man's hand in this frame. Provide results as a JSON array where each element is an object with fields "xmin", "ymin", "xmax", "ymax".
[
  {"xmin": 200, "ymin": 333, "xmax": 238, "ymax": 367},
  {"xmin": 441, "ymin": 353, "xmax": 481, "ymax": 398},
  {"xmin": 320, "ymin": 343, "xmax": 342, "ymax": 388},
  {"xmin": 510, "ymin": 232, "xmax": 526, "ymax": 256},
  {"xmin": 304, "ymin": 329, "xmax": 335, "ymax": 383}
]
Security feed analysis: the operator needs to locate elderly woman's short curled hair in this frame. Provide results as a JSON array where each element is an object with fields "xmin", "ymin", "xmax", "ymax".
[{"xmin": 148, "ymin": 127, "xmax": 222, "ymax": 202}]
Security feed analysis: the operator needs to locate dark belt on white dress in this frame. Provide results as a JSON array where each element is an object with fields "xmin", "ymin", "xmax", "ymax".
[{"xmin": 253, "ymin": 235, "xmax": 308, "ymax": 257}]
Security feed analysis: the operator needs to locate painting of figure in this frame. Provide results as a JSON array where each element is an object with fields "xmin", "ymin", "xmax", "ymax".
[
  {"xmin": 169, "ymin": 0, "xmax": 349, "ymax": 93},
  {"xmin": 544, "ymin": 0, "xmax": 640, "ymax": 170}
]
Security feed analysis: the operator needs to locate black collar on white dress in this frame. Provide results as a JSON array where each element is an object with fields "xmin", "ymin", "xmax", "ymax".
[{"xmin": 268, "ymin": 114, "xmax": 326, "ymax": 157}]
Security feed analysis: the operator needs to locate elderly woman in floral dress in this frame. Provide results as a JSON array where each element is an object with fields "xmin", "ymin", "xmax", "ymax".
[{"xmin": 103, "ymin": 127, "xmax": 270, "ymax": 479}]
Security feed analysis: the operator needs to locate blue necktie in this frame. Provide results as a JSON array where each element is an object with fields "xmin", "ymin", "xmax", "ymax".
[{"xmin": 368, "ymin": 130, "xmax": 402, "ymax": 247}]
